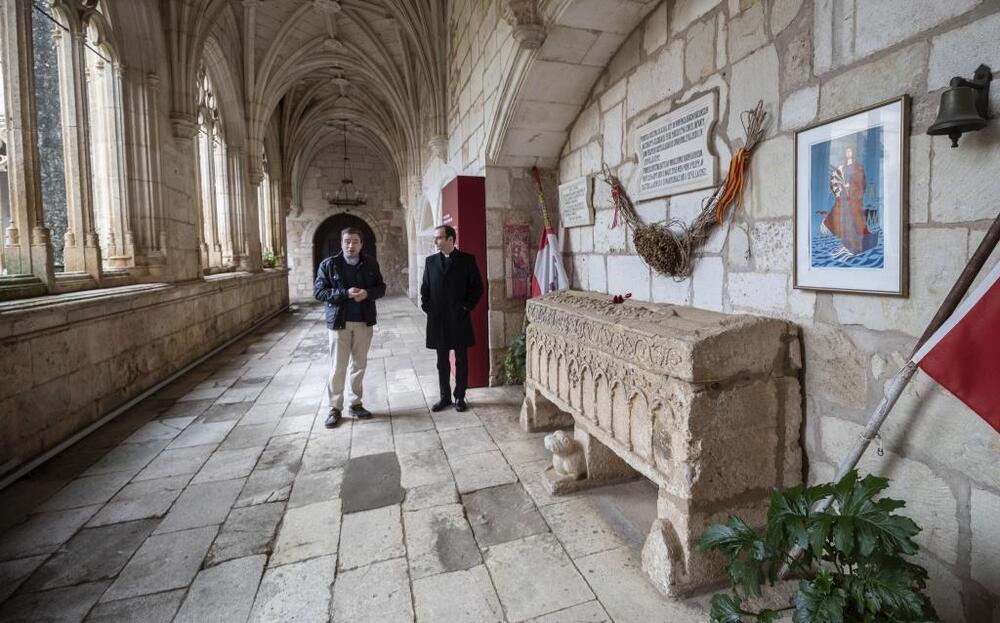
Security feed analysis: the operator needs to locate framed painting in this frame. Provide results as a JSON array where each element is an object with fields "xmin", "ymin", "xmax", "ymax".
[
  {"xmin": 503, "ymin": 223, "xmax": 531, "ymax": 300},
  {"xmin": 793, "ymin": 96, "xmax": 909, "ymax": 296}
]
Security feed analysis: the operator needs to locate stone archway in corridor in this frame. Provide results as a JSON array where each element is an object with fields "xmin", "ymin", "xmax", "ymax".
[{"xmin": 312, "ymin": 213, "xmax": 377, "ymax": 277}]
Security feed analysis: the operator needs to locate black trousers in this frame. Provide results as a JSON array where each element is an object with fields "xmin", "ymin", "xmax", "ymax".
[{"xmin": 436, "ymin": 347, "xmax": 468, "ymax": 401}]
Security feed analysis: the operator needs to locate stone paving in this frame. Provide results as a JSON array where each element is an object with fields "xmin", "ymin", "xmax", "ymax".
[{"xmin": 0, "ymin": 298, "xmax": 713, "ymax": 622}]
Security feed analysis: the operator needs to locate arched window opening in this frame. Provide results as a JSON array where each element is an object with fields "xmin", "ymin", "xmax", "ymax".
[
  {"xmin": 0, "ymin": 19, "xmax": 10, "ymax": 275},
  {"xmin": 31, "ymin": 2, "xmax": 70, "ymax": 271},
  {"xmin": 258, "ymin": 150, "xmax": 274, "ymax": 263},
  {"xmin": 196, "ymin": 67, "xmax": 232, "ymax": 272},
  {"xmin": 84, "ymin": 18, "xmax": 128, "ymax": 269}
]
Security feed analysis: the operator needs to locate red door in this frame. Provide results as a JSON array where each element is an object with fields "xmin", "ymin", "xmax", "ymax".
[{"xmin": 440, "ymin": 176, "xmax": 489, "ymax": 388}]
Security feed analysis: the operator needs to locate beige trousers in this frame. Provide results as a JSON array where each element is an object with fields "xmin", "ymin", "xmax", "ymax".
[{"xmin": 327, "ymin": 322, "xmax": 374, "ymax": 410}]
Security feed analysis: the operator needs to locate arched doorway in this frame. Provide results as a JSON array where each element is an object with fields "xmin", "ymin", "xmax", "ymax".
[{"xmin": 312, "ymin": 213, "xmax": 377, "ymax": 276}]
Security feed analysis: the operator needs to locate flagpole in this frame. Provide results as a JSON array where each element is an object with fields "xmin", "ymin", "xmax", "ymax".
[
  {"xmin": 779, "ymin": 211, "xmax": 1000, "ymax": 578},
  {"xmin": 531, "ymin": 167, "xmax": 553, "ymax": 231}
]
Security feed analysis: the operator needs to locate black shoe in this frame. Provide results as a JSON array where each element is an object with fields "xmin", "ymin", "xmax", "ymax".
[
  {"xmin": 351, "ymin": 405, "xmax": 373, "ymax": 420},
  {"xmin": 455, "ymin": 399, "xmax": 468, "ymax": 412},
  {"xmin": 324, "ymin": 409, "xmax": 342, "ymax": 428},
  {"xmin": 431, "ymin": 399, "xmax": 453, "ymax": 412}
]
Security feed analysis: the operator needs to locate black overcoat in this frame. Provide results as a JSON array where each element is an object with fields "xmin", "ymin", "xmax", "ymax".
[{"xmin": 420, "ymin": 249, "xmax": 484, "ymax": 349}]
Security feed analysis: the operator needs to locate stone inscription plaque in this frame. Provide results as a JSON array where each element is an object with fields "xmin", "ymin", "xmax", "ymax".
[
  {"xmin": 635, "ymin": 91, "xmax": 718, "ymax": 200},
  {"xmin": 557, "ymin": 176, "xmax": 593, "ymax": 228}
]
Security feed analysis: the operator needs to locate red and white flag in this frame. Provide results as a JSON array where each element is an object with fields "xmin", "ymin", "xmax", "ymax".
[
  {"xmin": 530, "ymin": 226, "xmax": 569, "ymax": 298},
  {"xmin": 911, "ymin": 261, "xmax": 1000, "ymax": 433}
]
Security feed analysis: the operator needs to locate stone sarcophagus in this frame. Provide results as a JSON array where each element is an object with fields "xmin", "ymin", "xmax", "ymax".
[{"xmin": 521, "ymin": 291, "xmax": 802, "ymax": 597}]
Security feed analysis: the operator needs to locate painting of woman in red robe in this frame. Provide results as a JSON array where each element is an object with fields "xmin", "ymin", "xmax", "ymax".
[{"xmin": 822, "ymin": 147, "xmax": 876, "ymax": 255}]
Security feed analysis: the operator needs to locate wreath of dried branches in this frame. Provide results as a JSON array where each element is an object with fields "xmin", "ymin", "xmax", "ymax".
[{"xmin": 599, "ymin": 100, "xmax": 767, "ymax": 278}]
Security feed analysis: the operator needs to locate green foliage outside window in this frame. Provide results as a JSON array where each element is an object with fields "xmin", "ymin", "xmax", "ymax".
[{"xmin": 502, "ymin": 331, "xmax": 526, "ymax": 385}]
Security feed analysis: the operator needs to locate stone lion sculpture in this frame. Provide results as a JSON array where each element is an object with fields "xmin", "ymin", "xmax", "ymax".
[{"xmin": 543, "ymin": 430, "xmax": 585, "ymax": 480}]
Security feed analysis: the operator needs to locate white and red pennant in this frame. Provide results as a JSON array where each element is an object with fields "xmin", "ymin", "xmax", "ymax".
[
  {"xmin": 911, "ymin": 261, "xmax": 1000, "ymax": 433},
  {"xmin": 530, "ymin": 225, "xmax": 569, "ymax": 298}
]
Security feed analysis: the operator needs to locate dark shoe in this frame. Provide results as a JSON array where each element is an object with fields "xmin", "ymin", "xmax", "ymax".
[
  {"xmin": 324, "ymin": 409, "xmax": 342, "ymax": 429},
  {"xmin": 455, "ymin": 399, "xmax": 468, "ymax": 412},
  {"xmin": 431, "ymin": 399, "xmax": 453, "ymax": 412},
  {"xmin": 351, "ymin": 405, "xmax": 373, "ymax": 420}
]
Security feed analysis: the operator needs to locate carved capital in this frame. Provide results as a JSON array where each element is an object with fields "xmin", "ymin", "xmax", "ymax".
[
  {"xmin": 170, "ymin": 112, "xmax": 199, "ymax": 140},
  {"xmin": 313, "ymin": 0, "xmax": 341, "ymax": 14},
  {"xmin": 427, "ymin": 134, "xmax": 448, "ymax": 160},
  {"xmin": 503, "ymin": 0, "xmax": 546, "ymax": 49}
]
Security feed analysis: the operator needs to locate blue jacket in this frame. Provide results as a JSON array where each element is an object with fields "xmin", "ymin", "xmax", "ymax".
[{"xmin": 313, "ymin": 252, "xmax": 386, "ymax": 329}]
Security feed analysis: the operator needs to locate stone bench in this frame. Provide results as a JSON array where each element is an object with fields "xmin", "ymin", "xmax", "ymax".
[{"xmin": 520, "ymin": 290, "xmax": 802, "ymax": 597}]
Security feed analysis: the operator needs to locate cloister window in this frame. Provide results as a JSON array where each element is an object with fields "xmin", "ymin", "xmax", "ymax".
[
  {"xmin": 31, "ymin": 2, "xmax": 69, "ymax": 271},
  {"xmin": 84, "ymin": 13, "xmax": 129, "ymax": 269},
  {"xmin": 0, "ymin": 21, "xmax": 9, "ymax": 275},
  {"xmin": 196, "ymin": 67, "xmax": 232, "ymax": 271},
  {"xmin": 258, "ymin": 150, "xmax": 274, "ymax": 260}
]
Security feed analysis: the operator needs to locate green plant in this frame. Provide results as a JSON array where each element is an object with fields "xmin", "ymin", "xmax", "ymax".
[
  {"xmin": 262, "ymin": 251, "xmax": 276, "ymax": 268},
  {"xmin": 502, "ymin": 331, "xmax": 526, "ymax": 385},
  {"xmin": 699, "ymin": 470, "xmax": 938, "ymax": 623}
]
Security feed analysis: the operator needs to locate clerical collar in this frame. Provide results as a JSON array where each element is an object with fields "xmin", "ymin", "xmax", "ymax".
[{"xmin": 441, "ymin": 252, "xmax": 451, "ymax": 258}]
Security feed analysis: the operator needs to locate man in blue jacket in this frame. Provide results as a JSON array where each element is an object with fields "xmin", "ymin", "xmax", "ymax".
[{"xmin": 313, "ymin": 227, "xmax": 386, "ymax": 428}]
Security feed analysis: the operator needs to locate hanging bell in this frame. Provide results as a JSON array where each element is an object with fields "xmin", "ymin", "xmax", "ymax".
[{"xmin": 927, "ymin": 64, "xmax": 992, "ymax": 148}]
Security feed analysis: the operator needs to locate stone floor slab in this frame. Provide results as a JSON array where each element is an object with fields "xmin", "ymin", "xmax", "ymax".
[
  {"xmin": 577, "ymin": 546, "xmax": 705, "ymax": 622},
  {"xmin": 270, "ymin": 499, "xmax": 341, "ymax": 567},
  {"xmin": 398, "ymin": 449, "xmax": 454, "ymax": 489},
  {"xmin": 0, "ymin": 581, "xmax": 108, "ymax": 623},
  {"xmin": 339, "ymin": 505, "xmax": 405, "ymax": 570},
  {"xmin": 539, "ymin": 498, "xmax": 629, "ymax": 558},
  {"xmin": 206, "ymin": 501, "xmax": 284, "ymax": 566},
  {"xmin": 248, "ymin": 555, "xmax": 336, "ymax": 623},
  {"xmin": 497, "ymin": 438, "xmax": 551, "ymax": 467},
  {"xmin": 84, "ymin": 588, "xmax": 186, "ymax": 622},
  {"xmin": 235, "ymin": 465, "xmax": 296, "ymax": 507},
  {"xmin": 330, "ymin": 557, "xmax": 413, "ymax": 623},
  {"xmin": 0, "ymin": 555, "xmax": 47, "ymax": 603},
  {"xmin": 0, "ymin": 506, "xmax": 100, "ymax": 560},
  {"xmin": 300, "ymin": 433, "xmax": 351, "ymax": 474},
  {"xmin": 217, "ymin": 423, "xmax": 278, "ymax": 451},
  {"xmin": 191, "ymin": 446, "xmax": 264, "ymax": 484},
  {"xmin": 122, "ymin": 418, "xmax": 195, "ymax": 444},
  {"xmin": 439, "ymin": 426, "xmax": 499, "ymax": 458},
  {"xmin": 274, "ymin": 414, "xmax": 314, "ymax": 436},
  {"xmin": 102, "ymin": 525, "xmax": 217, "ymax": 602},
  {"xmin": 20, "ymin": 519, "xmax": 157, "ymax": 592},
  {"xmin": 431, "ymin": 411, "xmax": 483, "ymax": 432},
  {"xmin": 341, "ymin": 452, "xmax": 404, "ymax": 513},
  {"xmin": 525, "ymin": 600, "xmax": 611, "ymax": 622},
  {"xmin": 402, "ymin": 482, "xmax": 459, "ymax": 512},
  {"xmin": 174, "ymin": 554, "xmax": 266, "ymax": 623},
  {"xmin": 393, "ymin": 431, "xmax": 441, "ymax": 456},
  {"xmin": 167, "ymin": 421, "xmax": 236, "ymax": 449},
  {"xmin": 36, "ymin": 472, "xmax": 133, "ymax": 512},
  {"xmin": 133, "ymin": 444, "xmax": 215, "ymax": 482},
  {"xmin": 412, "ymin": 564, "xmax": 503, "ymax": 623},
  {"xmin": 462, "ymin": 483, "xmax": 549, "ymax": 548},
  {"xmin": 484, "ymin": 533, "xmax": 594, "ymax": 622},
  {"xmin": 153, "ymin": 478, "xmax": 244, "ymax": 534},
  {"xmin": 86, "ymin": 474, "xmax": 189, "ymax": 527},
  {"xmin": 449, "ymin": 450, "xmax": 518, "ymax": 494},
  {"xmin": 288, "ymin": 469, "xmax": 343, "ymax": 509},
  {"xmin": 403, "ymin": 503, "xmax": 481, "ymax": 580},
  {"xmin": 82, "ymin": 439, "xmax": 171, "ymax": 477},
  {"xmin": 349, "ymin": 421, "xmax": 395, "ymax": 457}
]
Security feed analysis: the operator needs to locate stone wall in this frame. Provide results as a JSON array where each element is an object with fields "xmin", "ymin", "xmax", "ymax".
[
  {"xmin": 551, "ymin": 0, "xmax": 1000, "ymax": 619},
  {"xmin": 286, "ymin": 141, "xmax": 407, "ymax": 302},
  {"xmin": 0, "ymin": 271, "xmax": 288, "ymax": 473}
]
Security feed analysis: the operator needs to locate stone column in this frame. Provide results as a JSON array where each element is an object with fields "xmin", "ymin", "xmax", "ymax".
[
  {"xmin": 225, "ymin": 146, "xmax": 246, "ymax": 269},
  {"xmin": 1, "ymin": 0, "xmax": 54, "ymax": 286},
  {"xmin": 57, "ymin": 26, "xmax": 102, "ymax": 280},
  {"xmin": 108, "ymin": 62, "xmax": 133, "ymax": 267},
  {"xmin": 235, "ymin": 147, "xmax": 262, "ymax": 272}
]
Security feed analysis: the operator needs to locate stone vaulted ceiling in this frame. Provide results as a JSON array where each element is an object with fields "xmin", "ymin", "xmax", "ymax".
[{"xmin": 236, "ymin": 0, "xmax": 448, "ymax": 185}]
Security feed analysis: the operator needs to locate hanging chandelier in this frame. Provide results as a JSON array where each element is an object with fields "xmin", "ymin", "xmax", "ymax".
[{"xmin": 326, "ymin": 122, "xmax": 367, "ymax": 208}]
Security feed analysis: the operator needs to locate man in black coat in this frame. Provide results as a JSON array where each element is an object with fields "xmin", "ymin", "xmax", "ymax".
[
  {"xmin": 420, "ymin": 224, "xmax": 484, "ymax": 412},
  {"xmin": 314, "ymin": 227, "xmax": 386, "ymax": 428}
]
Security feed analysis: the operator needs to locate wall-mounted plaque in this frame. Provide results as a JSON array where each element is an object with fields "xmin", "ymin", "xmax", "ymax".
[
  {"xmin": 503, "ymin": 223, "xmax": 531, "ymax": 300},
  {"xmin": 557, "ymin": 176, "xmax": 593, "ymax": 228},
  {"xmin": 634, "ymin": 91, "xmax": 718, "ymax": 201}
]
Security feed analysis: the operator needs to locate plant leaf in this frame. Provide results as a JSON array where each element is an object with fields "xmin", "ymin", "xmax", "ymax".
[
  {"xmin": 793, "ymin": 573, "xmax": 847, "ymax": 623},
  {"xmin": 709, "ymin": 593, "xmax": 749, "ymax": 623}
]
